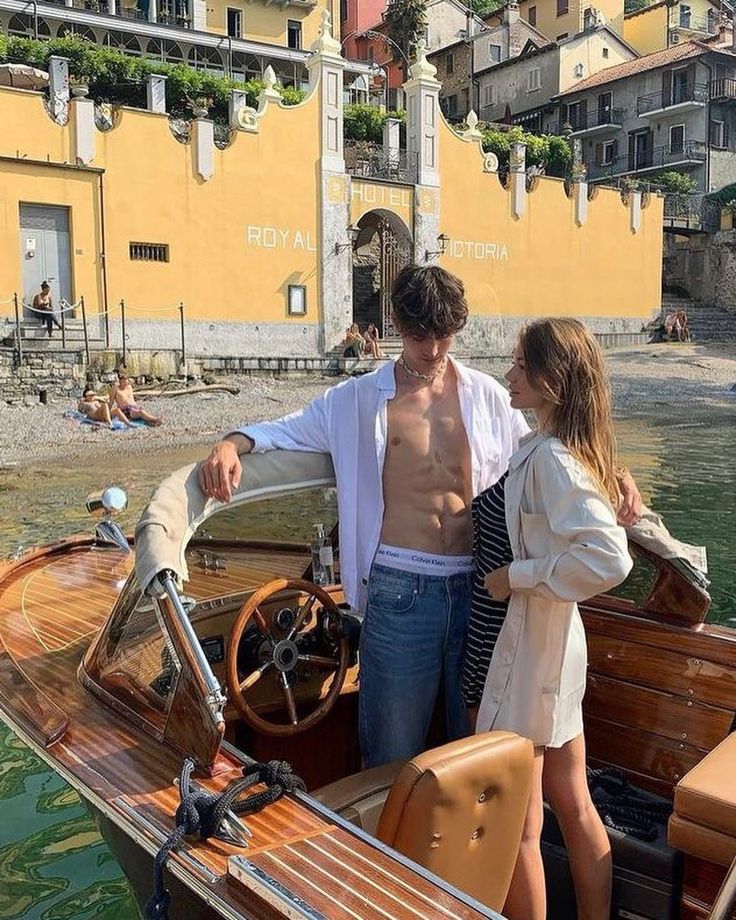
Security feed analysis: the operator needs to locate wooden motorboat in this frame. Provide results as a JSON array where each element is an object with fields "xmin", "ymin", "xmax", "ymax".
[{"xmin": 0, "ymin": 450, "xmax": 734, "ymax": 920}]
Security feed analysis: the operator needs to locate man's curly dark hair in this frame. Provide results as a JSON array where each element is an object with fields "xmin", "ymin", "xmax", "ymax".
[{"xmin": 391, "ymin": 265, "xmax": 469, "ymax": 339}]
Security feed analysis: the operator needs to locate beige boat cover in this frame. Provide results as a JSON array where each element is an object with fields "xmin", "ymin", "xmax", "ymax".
[
  {"xmin": 134, "ymin": 451, "xmax": 335, "ymax": 592},
  {"xmin": 134, "ymin": 447, "xmax": 707, "ymax": 594}
]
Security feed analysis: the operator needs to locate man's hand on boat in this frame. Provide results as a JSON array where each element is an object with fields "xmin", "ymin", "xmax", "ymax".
[
  {"xmin": 199, "ymin": 434, "xmax": 254, "ymax": 503},
  {"xmin": 616, "ymin": 467, "xmax": 643, "ymax": 527}
]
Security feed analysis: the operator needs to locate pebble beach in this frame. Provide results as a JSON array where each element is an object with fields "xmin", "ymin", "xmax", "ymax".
[{"xmin": 0, "ymin": 343, "xmax": 734, "ymax": 471}]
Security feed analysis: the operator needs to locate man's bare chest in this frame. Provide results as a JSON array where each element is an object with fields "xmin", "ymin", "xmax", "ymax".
[{"xmin": 385, "ymin": 396, "xmax": 470, "ymax": 469}]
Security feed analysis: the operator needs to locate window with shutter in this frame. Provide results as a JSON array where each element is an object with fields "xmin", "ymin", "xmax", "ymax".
[
  {"xmin": 710, "ymin": 119, "xmax": 726, "ymax": 148},
  {"xmin": 670, "ymin": 124, "xmax": 685, "ymax": 153}
]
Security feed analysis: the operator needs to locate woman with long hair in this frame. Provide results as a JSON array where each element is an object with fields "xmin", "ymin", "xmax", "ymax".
[{"xmin": 464, "ymin": 318, "xmax": 632, "ymax": 920}]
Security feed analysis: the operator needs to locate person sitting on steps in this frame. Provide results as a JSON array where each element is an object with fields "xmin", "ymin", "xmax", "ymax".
[{"xmin": 32, "ymin": 281, "xmax": 61, "ymax": 338}]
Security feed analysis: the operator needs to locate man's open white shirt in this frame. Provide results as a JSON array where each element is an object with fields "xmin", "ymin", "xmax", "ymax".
[{"xmin": 237, "ymin": 357, "xmax": 529, "ymax": 613}]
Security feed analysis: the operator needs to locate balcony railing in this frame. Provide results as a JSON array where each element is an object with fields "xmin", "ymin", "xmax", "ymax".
[
  {"xmin": 637, "ymin": 83, "xmax": 709, "ymax": 115},
  {"xmin": 344, "ymin": 141, "xmax": 417, "ymax": 184},
  {"xmin": 676, "ymin": 14, "xmax": 718, "ymax": 33},
  {"xmin": 548, "ymin": 107, "xmax": 624, "ymax": 135},
  {"xmin": 710, "ymin": 78, "xmax": 736, "ymax": 101},
  {"xmin": 587, "ymin": 140, "xmax": 707, "ymax": 181},
  {"xmin": 662, "ymin": 192, "xmax": 720, "ymax": 231}
]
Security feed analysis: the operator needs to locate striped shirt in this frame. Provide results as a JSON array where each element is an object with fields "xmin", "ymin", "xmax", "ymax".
[{"xmin": 462, "ymin": 471, "xmax": 513, "ymax": 708}]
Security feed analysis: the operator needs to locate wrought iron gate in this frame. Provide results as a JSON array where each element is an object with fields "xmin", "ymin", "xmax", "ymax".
[{"xmin": 378, "ymin": 218, "xmax": 412, "ymax": 338}]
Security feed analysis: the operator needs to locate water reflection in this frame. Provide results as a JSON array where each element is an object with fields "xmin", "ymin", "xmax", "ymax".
[{"xmin": 0, "ymin": 412, "xmax": 732, "ymax": 918}]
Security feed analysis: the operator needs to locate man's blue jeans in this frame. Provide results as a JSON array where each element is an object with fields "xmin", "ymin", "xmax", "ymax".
[{"xmin": 358, "ymin": 563, "xmax": 472, "ymax": 768}]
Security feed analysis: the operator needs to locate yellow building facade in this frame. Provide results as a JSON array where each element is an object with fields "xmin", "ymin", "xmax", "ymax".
[
  {"xmin": 204, "ymin": 0, "xmax": 321, "ymax": 50},
  {"xmin": 517, "ymin": 0, "xmax": 625, "ymax": 41},
  {"xmin": 623, "ymin": 0, "xmax": 720, "ymax": 54},
  {"xmin": 0, "ymin": 16, "xmax": 662, "ymax": 358}
]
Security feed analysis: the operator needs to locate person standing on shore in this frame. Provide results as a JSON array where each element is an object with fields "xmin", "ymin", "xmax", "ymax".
[{"xmin": 198, "ymin": 265, "xmax": 642, "ymax": 768}]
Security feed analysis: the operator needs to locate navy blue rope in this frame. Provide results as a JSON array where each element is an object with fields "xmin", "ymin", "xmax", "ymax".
[{"xmin": 145, "ymin": 758, "xmax": 305, "ymax": 919}]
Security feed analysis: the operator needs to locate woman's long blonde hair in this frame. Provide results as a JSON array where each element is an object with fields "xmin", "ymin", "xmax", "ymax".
[{"xmin": 519, "ymin": 318, "xmax": 619, "ymax": 507}]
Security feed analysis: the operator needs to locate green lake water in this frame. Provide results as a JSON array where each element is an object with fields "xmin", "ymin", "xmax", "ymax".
[{"xmin": 0, "ymin": 412, "xmax": 733, "ymax": 919}]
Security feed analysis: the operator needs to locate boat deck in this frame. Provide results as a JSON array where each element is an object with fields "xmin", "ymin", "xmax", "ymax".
[{"xmin": 0, "ymin": 540, "xmax": 498, "ymax": 920}]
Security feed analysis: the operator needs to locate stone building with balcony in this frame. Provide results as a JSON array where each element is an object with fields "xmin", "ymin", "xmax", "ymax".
[
  {"xmin": 555, "ymin": 31, "xmax": 736, "ymax": 190},
  {"xmin": 428, "ymin": 1, "xmax": 550, "ymax": 118},
  {"xmin": 472, "ymin": 20, "xmax": 635, "ymax": 130},
  {"xmin": 0, "ymin": 0, "xmax": 364, "ymax": 88}
]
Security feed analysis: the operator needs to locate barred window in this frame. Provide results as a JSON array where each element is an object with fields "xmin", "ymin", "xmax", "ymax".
[{"xmin": 130, "ymin": 242, "xmax": 169, "ymax": 262}]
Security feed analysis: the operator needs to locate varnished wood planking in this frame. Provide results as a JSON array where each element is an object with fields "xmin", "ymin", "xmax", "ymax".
[
  {"xmin": 586, "ymin": 632, "xmax": 736, "ymax": 709},
  {"xmin": 248, "ymin": 828, "xmax": 488, "ymax": 920},
  {"xmin": 583, "ymin": 606, "xmax": 736, "ymax": 667},
  {"xmin": 584, "ymin": 674, "xmax": 733, "ymax": 751},
  {"xmin": 585, "ymin": 715, "xmax": 705, "ymax": 788}
]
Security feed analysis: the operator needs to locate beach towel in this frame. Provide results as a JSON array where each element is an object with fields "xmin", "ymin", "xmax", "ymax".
[{"xmin": 64, "ymin": 410, "xmax": 145, "ymax": 431}]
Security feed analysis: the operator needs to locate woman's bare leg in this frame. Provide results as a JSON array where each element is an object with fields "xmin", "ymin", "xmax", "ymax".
[
  {"xmin": 503, "ymin": 748, "xmax": 546, "ymax": 920},
  {"xmin": 91, "ymin": 404, "xmax": 112, "ymax": 428},
  {"xmin": 544, "ymin": 734, "xmax": 611, "ymax": 920}
]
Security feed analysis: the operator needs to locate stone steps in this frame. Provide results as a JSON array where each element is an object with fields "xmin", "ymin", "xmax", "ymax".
[{"xmin": 661, "ymin": 297, "xmax": 736, "ymax": 341}]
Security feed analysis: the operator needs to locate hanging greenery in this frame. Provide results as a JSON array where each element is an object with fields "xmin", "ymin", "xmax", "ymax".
[
  {"xmin": 344, "ymin": 103, "xmax": 405, "ymax": 142},
  {"xmin": 0, "ymin": 34, "xmax": 305, "ymax": 121},
  {"xmin": 480, "ymin": 124, "xmax": 572, "ymax": 176}
]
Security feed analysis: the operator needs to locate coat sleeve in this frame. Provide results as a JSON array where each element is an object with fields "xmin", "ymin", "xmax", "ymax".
[
  {"xmin": 232, "ymin": 387, "xmax": 339, "ymax": 454},
  {"xmin": 508, "ymin": 447, "xmax": 633, "ymax": 602}
]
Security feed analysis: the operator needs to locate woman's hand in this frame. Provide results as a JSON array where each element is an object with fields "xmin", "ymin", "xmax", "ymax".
[
  {"xmin": 616, "ymin": 467, "xmax": 643, "ymax": 526},
  {"xmin": 484, "ymin": 566, "xmax": 512, "ymax": 601}
]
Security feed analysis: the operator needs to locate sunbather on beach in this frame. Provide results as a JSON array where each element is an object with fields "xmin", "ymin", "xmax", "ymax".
[
  {"xmin": 110, "ymin": 371, "xmax": 162, "ymax": 426},
  {"xmin": 78, "ymin": 388, "xmax": 133, "ymax": 429}
]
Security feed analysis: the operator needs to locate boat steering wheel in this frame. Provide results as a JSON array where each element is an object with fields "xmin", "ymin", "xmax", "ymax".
[{"xmin": 226, "ymin": 578, "xmax": 350, "ymax": 736}]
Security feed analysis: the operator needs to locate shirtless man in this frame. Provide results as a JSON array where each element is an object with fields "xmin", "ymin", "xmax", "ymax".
[
  {"xmin": 111, "ymin": 371, "xmax": 162, "ymax": 426},
  {"xmin": 199, "ymin": 265, "xmax": 641, "ymax": 767}
]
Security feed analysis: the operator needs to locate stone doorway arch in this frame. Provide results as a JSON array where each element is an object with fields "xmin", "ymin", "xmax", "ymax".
[{"xmin": 352, "ymin": 209, "xmax": 412, "ymax": 339}]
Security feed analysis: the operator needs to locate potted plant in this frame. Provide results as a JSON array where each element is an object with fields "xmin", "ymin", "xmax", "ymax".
[
  {"xmin": 70, "ymin": 76, "xmax": 90, "ymax": 98},
  {"xmin": 189, "ymin": 95, "xmax": 211, "ymax": 118}
]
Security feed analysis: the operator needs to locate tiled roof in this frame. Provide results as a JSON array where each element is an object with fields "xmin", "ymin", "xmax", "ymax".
[{"xmin": 557, "ymin": 35, "xmax": 735, "ymax": 96}]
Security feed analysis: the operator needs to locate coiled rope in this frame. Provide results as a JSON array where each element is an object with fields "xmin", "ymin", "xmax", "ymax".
[
  {"xmin": 145, "ymin": 757, "xmax": 305, "ymax": 920},
  {"xmin": 587, "ymin": 766, "xmax": 670, "ymax": 842}
]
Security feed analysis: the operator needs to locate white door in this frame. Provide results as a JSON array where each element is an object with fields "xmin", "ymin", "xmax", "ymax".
[{"xmin": 19, "ymin": 204, "xmax": 72, "ymax": 321}]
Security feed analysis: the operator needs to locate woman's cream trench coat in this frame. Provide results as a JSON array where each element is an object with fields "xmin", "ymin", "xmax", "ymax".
[{"xmin": 475, "ymin": 431, "xmax": 633, "ymax": 748}]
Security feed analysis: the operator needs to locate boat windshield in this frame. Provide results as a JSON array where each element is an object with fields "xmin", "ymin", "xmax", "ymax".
[
  {"xmin": 83, "ymin": 463, "xmax": 339, "ymax": 742},
  {"xmin": 85, "ymin": 578, "xmax": 181, "ymax": 734}
]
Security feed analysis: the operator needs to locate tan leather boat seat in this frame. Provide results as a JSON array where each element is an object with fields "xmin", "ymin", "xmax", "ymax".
[
  {"xmin": 314, "ymin": 731, "xmax": 534, "ymax": 911},
  {"xmin": 669, "ymin": 731, "xmax": 736, "ymax": 867}
]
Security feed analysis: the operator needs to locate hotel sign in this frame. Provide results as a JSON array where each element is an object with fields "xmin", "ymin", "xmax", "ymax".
[
  {"xmin": 446, "ymin": 239, "xmax": 510, "ymax": 261},
  {"xmin": 246, "ymin": 226, "xmax": 317, "ymax": 251},
  {"xmin": 350, "ymin": 181, "xmax": 414, "ymax": 228}
]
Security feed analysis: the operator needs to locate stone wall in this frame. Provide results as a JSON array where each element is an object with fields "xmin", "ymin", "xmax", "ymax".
[
  {"xmin": 0, "ymin": 350, "xmax": 87, "ymax": 403},
  {"xmin": 663, "ymin": 231, "xmax": 736, "ymax": 313},
  {"xmin": 457, "ymin": 314, "xmax": 650, "ymax": 357}
]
